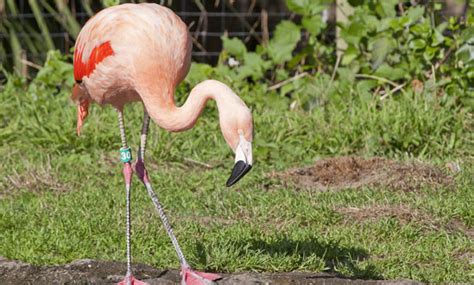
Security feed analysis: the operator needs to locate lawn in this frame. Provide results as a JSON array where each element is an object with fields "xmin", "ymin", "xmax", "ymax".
[{"xmin": 0, "ymin": 54, "xmax": 472, "ymax": 283}]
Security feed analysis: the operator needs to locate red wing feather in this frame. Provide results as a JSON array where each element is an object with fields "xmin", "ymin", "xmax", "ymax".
[{"xmin": 74, "ymin": 41, "xmax": 114, "ymax": 82}]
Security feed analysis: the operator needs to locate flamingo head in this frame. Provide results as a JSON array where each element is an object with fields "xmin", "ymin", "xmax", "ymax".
[
  {"xmin": 222, "ymin": 110, "xmax": 253, "ymax": 187},
  {"xmin": 71, "ymin": 83, "xmax": 90, "ymax": 136}
]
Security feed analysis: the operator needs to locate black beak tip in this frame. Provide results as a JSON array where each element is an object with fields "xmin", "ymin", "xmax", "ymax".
[{"xmin": 226, "ymin": 160, "xmax": 252, "ymax": 187}]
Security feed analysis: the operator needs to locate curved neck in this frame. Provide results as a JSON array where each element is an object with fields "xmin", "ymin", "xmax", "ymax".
[{"xmin": 141, "ymin": 80, "xmax": 246, "ymax": 133}]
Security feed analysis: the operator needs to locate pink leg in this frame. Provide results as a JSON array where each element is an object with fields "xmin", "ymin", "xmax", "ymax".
[
  {"xmin": 135, "ymin": 159, "xmax": 220, "ymax": 285},
  {"xmin": 134, "ymin": 111, "xmax": 221, "ymax": 285},
  {"xmin": 117, "ymin": 111, "xmax": 148, "ymax": 285}
]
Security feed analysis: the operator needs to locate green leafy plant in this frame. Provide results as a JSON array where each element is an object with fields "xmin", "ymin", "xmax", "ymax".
[
  {"xmin": 339, "ymin": 1, "xmax": 473, "ymax": 107},
  {"xmin": 215, "ymin": 0, "xmax": 473, "ymax": 112}
]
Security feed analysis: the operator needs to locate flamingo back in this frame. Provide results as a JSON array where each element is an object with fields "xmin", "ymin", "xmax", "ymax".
[{"xmin": 73, "ymin": 3, "xmax": 192, "ymax": 108}]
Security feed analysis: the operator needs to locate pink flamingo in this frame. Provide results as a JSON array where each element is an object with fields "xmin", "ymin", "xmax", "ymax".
[{"xmin": 72, "ymin": 3, "xmax": 253, "ymax": 285}]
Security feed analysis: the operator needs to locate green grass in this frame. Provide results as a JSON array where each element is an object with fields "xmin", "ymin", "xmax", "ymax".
[{"xmin": 0, "ymin": 63, "xmax": 473, "ymax": 282}]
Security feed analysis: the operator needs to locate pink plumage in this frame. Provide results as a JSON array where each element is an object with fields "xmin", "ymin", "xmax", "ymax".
[{"xmin": 72, "ymin": 3, "xmax": 253, "ymax": 147}]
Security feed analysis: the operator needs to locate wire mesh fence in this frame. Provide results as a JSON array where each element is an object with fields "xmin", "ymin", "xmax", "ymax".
[
  {"xmin": 0, "ymin": 0, "xmax": 301, "ymax": 70},
  {"xmin": 1, "ymin": 0, "xmax": 467, "ymax": 75}
]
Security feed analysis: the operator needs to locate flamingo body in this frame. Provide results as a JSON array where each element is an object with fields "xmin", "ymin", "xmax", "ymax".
[
  {"xmin": 73, "ymin": 3, "xmax": 191, "ymax": 110},
  {"xmin": 72, "ymin": 3, "xmax": 252, "ymax": 150}
]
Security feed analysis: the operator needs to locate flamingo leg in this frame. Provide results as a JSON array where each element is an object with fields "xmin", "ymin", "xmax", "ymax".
[
  {"xmin": 117, "ymin": 111, "xmax": 147, "ymax": 285},
  {"xmin": 134, "ymin": 111, "xmax": 221, "ymax": 285}
]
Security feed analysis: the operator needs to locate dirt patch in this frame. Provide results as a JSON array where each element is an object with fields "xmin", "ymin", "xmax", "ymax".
[
  {"xmin": 336, "ymin": 205, "xmax": 429, "ymax": 225},
  {"xmin": 272, "ymin": 156, "xmax": 454, "ymax": 192},
  {"xmin": 0, "ymin": 257, "xmax": 423, "ymax": 285},
  {"xmin": 455, "ymin": 251, "xmax": 474, "ymax": 266},
  {"xmin": 1, "ymin": 168, "xmax": 67, "ymax": 198},
  {"xmin": 335, "ymin": 205, "xmax": 473, "ymax": 239}
]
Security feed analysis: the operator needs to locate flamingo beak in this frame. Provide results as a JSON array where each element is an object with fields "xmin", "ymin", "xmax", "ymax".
[{"xmin": 226, "ymin": 135, "xmax": 252, "ymax": 187}]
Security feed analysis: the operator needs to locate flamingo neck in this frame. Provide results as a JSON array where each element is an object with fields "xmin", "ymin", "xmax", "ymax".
[{"xmin": 143, "ymin": 80, "xmax": 244, "ymax": 133}]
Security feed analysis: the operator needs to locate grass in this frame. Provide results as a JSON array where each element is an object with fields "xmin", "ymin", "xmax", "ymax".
[{"xmin": 0, "ymin": 58, "xmax": 473, "ymax": 282}]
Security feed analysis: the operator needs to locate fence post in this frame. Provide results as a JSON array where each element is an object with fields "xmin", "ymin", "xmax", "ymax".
[{"xmin": 21, "ymin": 50, "xmax": 28, "ymax": 77}]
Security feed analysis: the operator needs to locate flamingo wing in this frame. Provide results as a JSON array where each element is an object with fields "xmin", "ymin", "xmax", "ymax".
[{"xmin": 73, "ymin": 41, "xmax": 114, "ymax": 83}]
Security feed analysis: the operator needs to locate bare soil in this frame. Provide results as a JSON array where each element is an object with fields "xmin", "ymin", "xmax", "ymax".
[
  {"xmin": 335, "ymin": 204, "xmax": 473, "ymax": 239},
  {"xmin": 0, "ymin": 257, "xmax": 423, "ymax": 285},
  {"xmin": 271, "ymin": 156, "xmax": 454, "ymax": 192}
]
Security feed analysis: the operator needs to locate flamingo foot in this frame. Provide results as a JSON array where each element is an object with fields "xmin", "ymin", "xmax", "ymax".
[
  {"xmin": 118, "ymin": 275, "xmax": 148, "ymax": 285},
  {"xmin": 181, "ymin": 265, "xmax": 221, "ymax": 285}
]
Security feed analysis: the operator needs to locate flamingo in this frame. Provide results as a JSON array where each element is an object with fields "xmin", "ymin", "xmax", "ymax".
[{"xmin": 71, "ymin": 3, "xmax": 253, "ymax": 285}]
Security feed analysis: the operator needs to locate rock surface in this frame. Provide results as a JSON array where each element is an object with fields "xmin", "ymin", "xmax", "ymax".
[{"xmin": 0, "ymin": 257, "xmax": 423, "ymax": 284}]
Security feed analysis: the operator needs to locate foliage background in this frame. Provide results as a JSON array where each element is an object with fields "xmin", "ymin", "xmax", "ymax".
[{"xmin": 0, "ymin": 0, "xmax": 473, "ymax": 283}]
